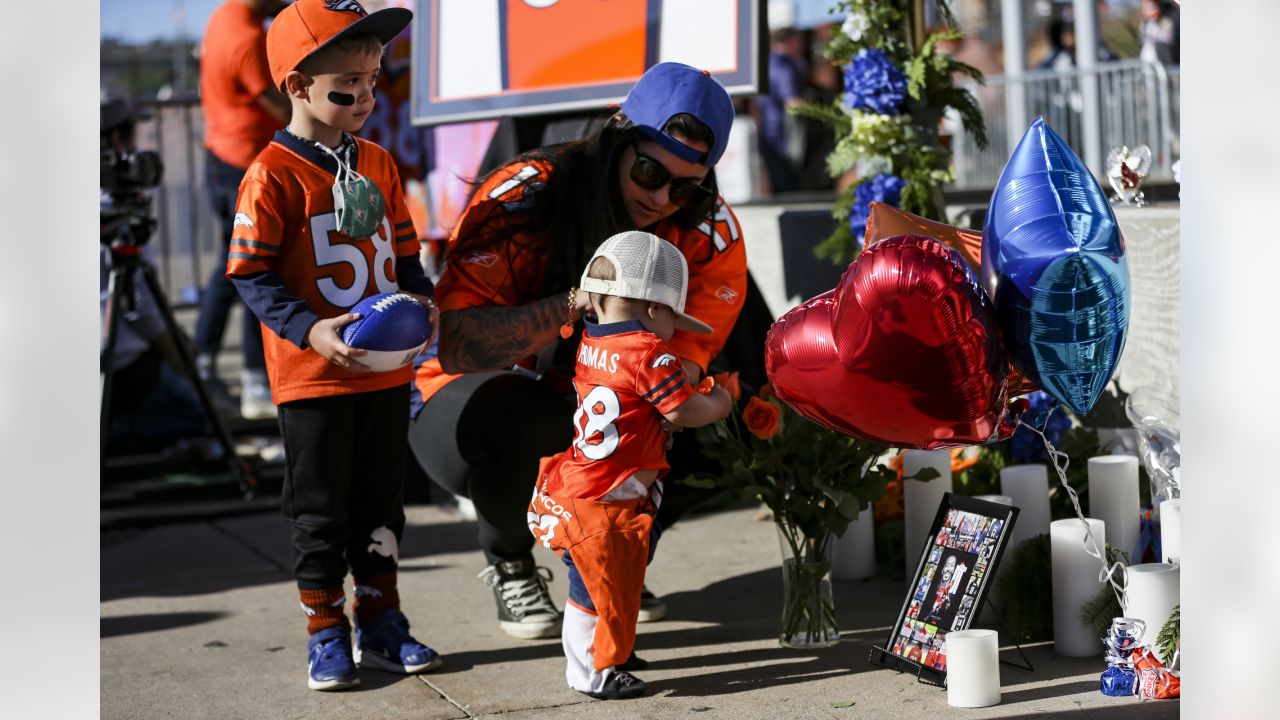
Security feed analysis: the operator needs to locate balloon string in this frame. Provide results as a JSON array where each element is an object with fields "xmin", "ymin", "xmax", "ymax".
[{"xmin": 1017, "ymin": 415, "xmax": 1129, "ymax": 611}]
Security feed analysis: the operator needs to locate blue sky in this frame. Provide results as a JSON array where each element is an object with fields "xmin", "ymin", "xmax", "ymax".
[{"xmin": 101, "ymin": 0, "xmax": 225, "ymax": 43}]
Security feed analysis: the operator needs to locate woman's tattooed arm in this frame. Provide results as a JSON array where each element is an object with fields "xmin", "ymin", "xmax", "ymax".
[{"xmin": 436, "ymin": 291, "xmax": 570, "ymax": 374}]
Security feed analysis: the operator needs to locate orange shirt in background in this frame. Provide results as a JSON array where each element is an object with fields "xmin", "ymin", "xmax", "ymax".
[{"xmin": 201, "ymin": 1, "xmax": 278, "ymax": 169}]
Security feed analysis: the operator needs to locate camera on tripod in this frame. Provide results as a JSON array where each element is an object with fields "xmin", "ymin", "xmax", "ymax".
[
  {"xmin": 101, "ymin": 94, "xmax": 164, "ymax": 248},
  {"xmin": 101, "ymin": 148, "xmax": 164, "ymax": 248}
]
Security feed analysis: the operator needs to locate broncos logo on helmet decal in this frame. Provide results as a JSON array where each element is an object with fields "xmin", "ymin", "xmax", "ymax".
[{"xmin": 324, "ymin": 0, "xmax": 368, "ymax": 16}]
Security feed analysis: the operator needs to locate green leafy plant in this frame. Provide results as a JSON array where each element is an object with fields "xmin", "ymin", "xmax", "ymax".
[
  {"xmin": 1155, "ymin": 605, "xmax": 1180, "ymax": 666},
  {"xmin": 952, "ymin": 445, "xmax": 1007, "ymax": 497},
  {"xmin": 994, "ymin": 534, "xmax": 1055, "ymax": 643}
]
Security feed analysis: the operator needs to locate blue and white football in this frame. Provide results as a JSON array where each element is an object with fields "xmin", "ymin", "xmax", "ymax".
[{"xmin": 341, "ymin": 292, "xmax": 432, "ymax": 372}]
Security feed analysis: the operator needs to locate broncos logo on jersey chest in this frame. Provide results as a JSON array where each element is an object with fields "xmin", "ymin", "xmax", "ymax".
[{"xmin": 324, "ymin": 0, "xmax": 367, "ymax": 16}]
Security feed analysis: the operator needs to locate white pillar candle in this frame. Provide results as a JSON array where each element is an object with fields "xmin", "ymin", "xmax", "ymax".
[
  {"xmin": 1123, "ymin": 563, "xmax": 1180, "ymax": 649},
  {"xmin": 1087, "ymin": 455, "xmax": 1140, "ymax": 558},
  {"xmin": 831, "ymin": 503, "xmax": 875, "ymax": 581},
  {"xmin": 975, "ymin": 494, "xmax": 1014, "ymax": 507},
  {"xmin": 1160, "ymin": 499, "xmax": 1182, "ymax": 565},
  {"xmin": 903, "ymin": 449, "xmax": 953, "ymax": 578},
  {"xmin": 946, "ymin": 629, "xmax": 1001, "ymax": 708},
  {"xmin": 1000, "ymin": 464, "xmax": 1051, "ymax": 550},
  {"xmin": 1050, "ymin": 518, "xmax": 1107, "ymax": 656}
]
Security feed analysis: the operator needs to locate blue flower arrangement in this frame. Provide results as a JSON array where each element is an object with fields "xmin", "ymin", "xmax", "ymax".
[
  {"xmin": 1010, "ymin": 391, "xmax": 1073, "ymax": 463},
  {"xmin": 843, "ymin": 48, "xmax": 907, "ymax": 115},
  {"xmin": 848, "ymin": 173, "xmax": 907, "ymax": 244}
]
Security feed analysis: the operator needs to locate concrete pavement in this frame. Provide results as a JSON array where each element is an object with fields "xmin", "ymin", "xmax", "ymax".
[{"xmin": 101, "ymin": 504, "xmax": 1179, "ymax": 719}]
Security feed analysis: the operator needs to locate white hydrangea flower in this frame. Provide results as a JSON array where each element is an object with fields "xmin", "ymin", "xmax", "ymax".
[{"xmin": 842, "ymin": 12, "xmax": 870, "ymax": 42}]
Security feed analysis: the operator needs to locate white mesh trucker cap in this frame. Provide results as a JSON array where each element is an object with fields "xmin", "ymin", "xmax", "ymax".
[{"xmin": 579, "ymin": 230, "xmax": 713, "ymax": 334}]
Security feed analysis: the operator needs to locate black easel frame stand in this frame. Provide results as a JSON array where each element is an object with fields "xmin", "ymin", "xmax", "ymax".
[{"xmin": 868, "ymin": 595, "xmax": 1034, "ymax": 687}]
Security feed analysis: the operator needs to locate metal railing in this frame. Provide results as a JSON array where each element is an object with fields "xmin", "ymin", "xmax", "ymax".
[
  {"xmin": 128, "ymin": 97, "xmax": 218, "ymax": 309},
  {"xmin": 949, "ymin": 60, "xmax": 1180, "ymax": 191}
]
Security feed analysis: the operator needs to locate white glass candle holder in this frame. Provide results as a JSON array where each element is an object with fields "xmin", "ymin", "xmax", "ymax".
[
  {"xmin": 1123, "ymin": 563, "xmax": 1180, "ymax": 648},
  {"xmin": 831, "ymin": 502, "xmax": 875, "ymax": 581},
  {"xmin": 946, "ymin": 629, "xmax": 1001, "ymax": 708},
  {"xmin": 974, "ymin": 494, "xmax": 1014, "ymax": 507},
  {"xmin": 1000, "ymin": 464, "xmax": 1051, "ymax": 550},
  {"xmin": 1160, "ymin": 499, "xmax": 1181, "ymax": 565},
  {"xmin": 1050, "ymin": 518, "xmax": 1106, "ymax": 656},
  {"xmin": 1087, "ymin": 455, "xmax": 1140, "ymax": 558},
  {"xmin": 903, "ymin": 449, "xmax": 952, "ymax": 578}
]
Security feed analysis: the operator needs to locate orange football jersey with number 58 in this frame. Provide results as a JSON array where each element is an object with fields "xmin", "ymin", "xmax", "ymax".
[{"xmin": 226, "ymin": 134, "xmax": 421, "ymax": 404}]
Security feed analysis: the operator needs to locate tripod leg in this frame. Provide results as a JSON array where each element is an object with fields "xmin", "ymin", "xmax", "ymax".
[
  {"xmin": 138, "ymin": 263, "xmax": 259, "ymax": 498},
  {"xmin": 101, "ymin": 265, "xmax": 127, "ymax": 461}
]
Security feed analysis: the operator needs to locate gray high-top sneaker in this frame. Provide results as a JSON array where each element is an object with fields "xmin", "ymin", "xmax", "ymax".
[{"xmin": 478, "ymin": 558, "xmax": 562, "ymax": 639}]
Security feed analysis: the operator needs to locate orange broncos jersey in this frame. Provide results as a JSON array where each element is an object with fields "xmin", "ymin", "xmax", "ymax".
[
  {"xmin": 226, "ymin": 132, "xmax": 420, "ymax": 404},
  {"xmin": 541, "ymin": 321, "xmax": 695, "ymax": 500},
  {"xmin": 413, "ymin": 155, "xmax": 747, "ymax": 409}
]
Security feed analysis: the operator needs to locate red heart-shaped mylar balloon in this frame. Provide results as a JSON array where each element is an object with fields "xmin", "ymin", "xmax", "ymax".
[{"xmin": 765, "ymin": 235, "xmax": 1021, "ymax": 449}]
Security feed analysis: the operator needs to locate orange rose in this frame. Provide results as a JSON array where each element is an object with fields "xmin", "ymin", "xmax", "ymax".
[
  {"xmin": 713, "ymin": 371, "xmax": 741, "ymax": 401},
  {"xmin": 759, "ymin": 382, "xmax": 774, "ymax": 400},
  {"xmin": 742, "ymin": 396, "xmax": 781, "ymax": 440},
  {"xmin": 950, "ymin": 447, "xmax": 980, "ymax": 474},
  {"xmin": 875, "ymin": 479, "xmax": 904, "ymax": 522},
  {"xmin": 695, "ymin": 376, "xmax": 716, "ymax": 395}
]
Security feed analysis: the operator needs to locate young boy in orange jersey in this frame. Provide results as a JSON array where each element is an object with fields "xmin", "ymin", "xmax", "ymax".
[
  {"xmin": 225, "ymin": 0, "xmax": 441, "ymax": 691},
  {"xmin": 528, "ymin": 231, "xmax": 732, "ymax": 699}
]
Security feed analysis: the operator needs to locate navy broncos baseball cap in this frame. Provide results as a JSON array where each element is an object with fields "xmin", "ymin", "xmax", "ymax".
[{"xmin": 621, "ymin": 62, "xmax": 734, "ymax": 167}]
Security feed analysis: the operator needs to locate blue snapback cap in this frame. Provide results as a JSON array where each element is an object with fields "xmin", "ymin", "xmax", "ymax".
[{"xmin": 620, "ymin": 62, "xmax": 734, "ymax": 167}]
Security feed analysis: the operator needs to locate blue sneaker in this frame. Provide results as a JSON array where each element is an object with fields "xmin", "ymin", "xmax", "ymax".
[
  {"xmin": 306, "ymin": 627, "xmax": 360, "ymax": 691},
  {"xmin": 355, "ymin": 609, "xmax": 443, "ymax": 674}
]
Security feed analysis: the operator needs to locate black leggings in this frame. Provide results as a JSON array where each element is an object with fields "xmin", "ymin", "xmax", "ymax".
[{"xmin": 407, "ymin": 371, "xmax": 725, "ymax": 566}]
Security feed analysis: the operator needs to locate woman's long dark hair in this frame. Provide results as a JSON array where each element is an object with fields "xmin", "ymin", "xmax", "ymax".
[{"xmin": 453, "ymin": 112, "xmax": 720, "ymax": 300}]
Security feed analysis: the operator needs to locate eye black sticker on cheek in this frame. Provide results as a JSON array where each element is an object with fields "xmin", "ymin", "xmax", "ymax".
[{"xmin": 327, "ymin": 91, "xmax": 356, "ymax": 106}]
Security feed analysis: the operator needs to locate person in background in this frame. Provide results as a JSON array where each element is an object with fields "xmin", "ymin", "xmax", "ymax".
[
  {"xmin": 1039, "ymin": 16, "xmax": 1117, "ymax": 71},
  {"xmin": 757, "ymin": 27, "xmax": 807, "ymax": 195},
  {"xmin": 1139, "ymin": 0, "xmax": 1179, "ymax": 65},
  {"xmin": 194, "ymin": 0, "xmax": 291, "ymax": 419}
]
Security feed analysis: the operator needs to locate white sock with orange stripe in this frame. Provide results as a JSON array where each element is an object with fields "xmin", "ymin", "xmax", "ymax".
[{"xmin": 562, "ymin": 602, "xmax": 612, "ymax": 693}]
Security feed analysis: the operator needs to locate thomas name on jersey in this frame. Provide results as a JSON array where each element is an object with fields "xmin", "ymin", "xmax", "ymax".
[{"xmin": 576, "ymin": 342, "xmax": 620, "ymax": 374}]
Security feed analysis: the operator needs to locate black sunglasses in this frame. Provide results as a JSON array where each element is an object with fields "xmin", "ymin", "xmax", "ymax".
[{"xmin": 629, "ymin": 151, "xmax": 714, "ymax": 209}]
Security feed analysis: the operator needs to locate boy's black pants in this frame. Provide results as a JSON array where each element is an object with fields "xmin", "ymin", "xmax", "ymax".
[{"xmin": 279, "ymin": 384, "xmax": 409, "ymax": 589}]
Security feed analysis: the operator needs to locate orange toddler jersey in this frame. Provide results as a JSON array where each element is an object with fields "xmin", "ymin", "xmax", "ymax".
[
  {"xmin": 542, "ymin": 320, "xmax": 695, "ymax": 500},
  {"xmin": 226, "ymin": 131, "xmax": 421, "ymax": 404},
  {"xmin": 413, "ymin": 154, "xmax": 747, "ymax": 410}
]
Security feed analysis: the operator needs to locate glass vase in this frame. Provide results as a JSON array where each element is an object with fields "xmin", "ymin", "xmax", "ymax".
[{"xmin": 775, "ymin": 520, "xmax": 839, "ymax": 649}]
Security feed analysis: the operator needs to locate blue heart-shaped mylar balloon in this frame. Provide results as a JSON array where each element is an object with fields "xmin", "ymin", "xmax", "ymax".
[{"xmin": 982, "ymin": 117, "xmax": 1130, "ymax": 415}]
